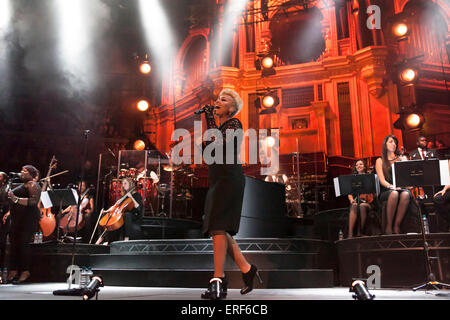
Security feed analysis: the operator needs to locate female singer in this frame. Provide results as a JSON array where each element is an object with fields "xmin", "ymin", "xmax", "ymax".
[
  {"xmin": 347, "ymin": 159, "xmax": 375, "ymax": 238},
  {"xmin": 95, "ymin": 177, "xmax": 143, "ymax": 244},
  {"xmin": 200, "ymin": 88, "xmax": 260, "ymax": 300},
  {"xmin": 6, "ymin": 165, "xmax": 41, "ymax": 284},
  {"xmin": 375, "ymin": 135, "xmax": 411, "ymax": 234}
]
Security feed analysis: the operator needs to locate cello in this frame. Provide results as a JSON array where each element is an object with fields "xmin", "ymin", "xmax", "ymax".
[
  {"xmin": 38, "ymin": 156, "xmax": 57, "ymax": 237},
  {"xmin": 98, "ymin": 186, "xmax": 136, "ymax": 232},
  {"xmin": 59, "ymin": 186, "xmax": 92, "ymax": 234}
]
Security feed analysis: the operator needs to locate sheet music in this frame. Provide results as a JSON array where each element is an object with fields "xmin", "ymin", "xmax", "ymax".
[
  {"xmin": 333, "ymin": 177, "xmax": 341, "ymax": 197},
  {"xmin": 40, "ymin": 189, "xmax": 79, "ymax": 208},
  {"xmin": 440, "ymin": 160, "xmax": 450, "ymax": 185},
  {"xmin": 71, "ymin": 188, "xmax": 79, "ymax": 203},
  {"xmin": 40, "ymin": 191, "xmax": 52, "ymax": 209}
]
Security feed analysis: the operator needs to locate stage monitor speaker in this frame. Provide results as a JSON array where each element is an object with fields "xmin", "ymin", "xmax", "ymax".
[{"xmin": 236, "ymin": 176, "xmax": 288, "ymax": 238}]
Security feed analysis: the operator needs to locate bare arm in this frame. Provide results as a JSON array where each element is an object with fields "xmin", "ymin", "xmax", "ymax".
[
  {"xmin": 8, "ymin": 182, "xmax": 42, "ymax": 206},
  {"xmin": 375, "ymin": 158, "xmax": 394, "ymax": 190},
  {"xmin": 348, "ymin": 194, "xmax": 355, "ymax": 204}
]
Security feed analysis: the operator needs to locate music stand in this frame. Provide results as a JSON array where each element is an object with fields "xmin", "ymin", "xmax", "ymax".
[
  {"xmin": 41, "ymin": 189, "xmax": 78, "ymax": 242},
  {"xmin": 393, "ymin": 159, "xmax": 450, "ymax": 291},
  {"xmin": 334, "ymin": 174, "xmax": 380, "ymax": 236}
]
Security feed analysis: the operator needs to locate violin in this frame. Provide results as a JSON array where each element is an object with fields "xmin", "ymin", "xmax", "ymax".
[
  {"xmin": 38, "ymin": 156, "xmax": 57, "ymax": 237},
  {"xmin": 99, "ymin": 186, "xmax": 136, "ymax": 231},
  {"xmin": 59, "ymin": 187, "xmax": 92, "ymax": 233},
  {"xmin": 359, "ymin": 193, "xmax": 374, "ymax": 204}
]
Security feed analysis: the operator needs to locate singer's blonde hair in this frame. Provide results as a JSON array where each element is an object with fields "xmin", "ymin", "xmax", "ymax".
[{"xmin": 220, "ymin": 88, "xmax": 243, "ymax": 117}]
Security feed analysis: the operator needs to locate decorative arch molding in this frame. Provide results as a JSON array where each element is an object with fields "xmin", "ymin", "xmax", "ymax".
[
  {"xmin": 396, "ymin": 0, "xmax": 450, "ymax": 30},
  {"xmin": 268, "ymin": 0, "xmax": 333, "ymax": 20},
  {"xmin": 173, "ymin": 29, "xmax": 210, "ymax": 98},
  {"xmin": 175, "ymin": 29, "xmax": 210, "ymax": 74}
]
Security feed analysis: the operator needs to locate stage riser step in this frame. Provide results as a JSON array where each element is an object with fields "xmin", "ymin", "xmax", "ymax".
[
  {"xmin": 89, "ymin": 252, "xmax": 330, "ymax": 270},
  {"xmin": 91, "ymin": 269, "xmax": 334, "ymax": 289}
]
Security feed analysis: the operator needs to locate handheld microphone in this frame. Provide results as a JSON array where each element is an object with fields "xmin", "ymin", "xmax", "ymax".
[
  {"xmin": 9, "ymin": 172, "xmax": 21, "ymax": 179},
  {"xmin": 194, "ymin": 104, "xmax": 215, "ymax": 115}
]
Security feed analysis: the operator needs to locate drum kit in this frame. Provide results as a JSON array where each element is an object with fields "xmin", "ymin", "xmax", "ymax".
[
  {"xmin": 264, "ymin": 151, "xmax": 330, "ymax": 218},
  {"xmin": 108, "ymin": 159, "xmax": 195, "ymax": 218}
]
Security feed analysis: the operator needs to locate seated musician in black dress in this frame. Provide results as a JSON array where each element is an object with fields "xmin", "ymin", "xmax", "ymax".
[
  {"xmin": 347, "ymin": 159, "xmax": 375, "ymax": 238},
  {"xmin": 375, "ymin": 135, "xmax": 412, "ymax": 234},
  {"xmin": 95, "ymin": 178, "xmax": 143, "ymax": 244}
]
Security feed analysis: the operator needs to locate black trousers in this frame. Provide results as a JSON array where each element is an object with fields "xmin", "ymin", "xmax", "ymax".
[
  {"xmin": 0, "ymin": 215, "xmax": 11, "ymax": 269},
  {"xmin": 434, "ymin": 190, "xmax": 450, "ymax": 232},
  {"xmin": 9, "ymin": 213, "xmax": 39, "ymax": 272}
]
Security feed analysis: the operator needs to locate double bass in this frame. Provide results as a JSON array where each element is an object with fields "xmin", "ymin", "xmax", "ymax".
[
  {"xmin": 38, "ymin": 156, "xmax": 57, "ymax": 237},
  {"xmin": 59, "ymin": 187, "xmax": 92, "ymax": 233},
  {"xmin": 98, "ymin": 186, "xmax": 136, "ymax": 232}
]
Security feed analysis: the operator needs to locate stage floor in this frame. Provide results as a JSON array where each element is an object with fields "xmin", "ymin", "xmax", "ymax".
[{"xmin": 0, "ymin": 283, "xmax": 448, "ymax": 300}]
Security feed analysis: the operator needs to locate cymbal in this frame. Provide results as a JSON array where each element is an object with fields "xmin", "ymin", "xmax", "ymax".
[{"xmin": 163, "ymin": 163, "xmax": 183, "ymax": 172}]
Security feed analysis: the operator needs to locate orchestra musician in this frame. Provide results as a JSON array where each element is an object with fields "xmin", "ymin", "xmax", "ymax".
[
  {"xmin": 409, "ymin": 136, "xmax": 437, "ymax": 160},
  {"xmin": 95, "ymin": 177, "xmax": 143, "ymax": 245},
  {"xmin": 59, "ymin": 181, "xmax": 94, "ymax": 243},
  {"xmin": 347, "ymin": 159, "xmax": 375, "ymax": 238},
  {"xmin": 375, "ymin": 135, "xmax": 412, "ymax": 235},
  {"xmin": 433, "ymin": 159, "xmax": 450, "ymax": 233},
  {"xmin": 6, "ymin": 165, "xmax": 41, "ymax": 284}
]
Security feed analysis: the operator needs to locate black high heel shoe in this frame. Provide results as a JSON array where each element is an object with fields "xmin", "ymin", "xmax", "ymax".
[
  {"xmin": 240, "ymin": 264, "xmax": 262, "ymax": 295},
  {"xmin": 201, "ymin": 277, "xmax": 227, "ymax": 300}
]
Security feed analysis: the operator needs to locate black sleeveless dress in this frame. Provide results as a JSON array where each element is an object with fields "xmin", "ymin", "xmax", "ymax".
[
  {"xmin": 378, "ymin": 159, "xmax": 413, "ymax": 201},
  {"xmin": 202, "ymin": 110, "xmax": 245, "ymax": 236}
]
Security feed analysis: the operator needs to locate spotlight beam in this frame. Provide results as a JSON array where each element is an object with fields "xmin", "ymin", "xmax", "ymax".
[{"xmin": 138, "ymin": 0, "xmax": 175, "ymax": 72}]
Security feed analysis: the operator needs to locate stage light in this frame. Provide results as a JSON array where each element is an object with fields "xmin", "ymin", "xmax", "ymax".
[
  {"xmin": 82, "ymin": 276, "xmax": 103, "ymax": 300},
  {"xmin": 139, "ymin": 61, "xmax": 151, "ymax": 74},
  {"xmin": 399, "ymin": 68, "xmax": 417, "ymax": 83},
  {"xmin": 133, "ymin": 139, "xmax": 146, "ymax": 151},
  {"xmin": 406, "ymin": 113, "xmax": 421, "ymax": 128},
  {"xmin": 255, "ymin": 54, "xmax": 276, "ymax": 77},
  {"xmin": 393, "ymin": 22, "xmax": 408, "ymax": 38},
  {"xmin": 394, "ymin": 105, "xmax": 425, "ymax": 131},
  {"xmin": 350, "ymin": 280, "xmax": 375, "ymax": 300},
  {"xmin": 262, "ymin": 95, "xmax": 275, "ymax": 108},
  {"xmin": 261, "ymin": 56, "xmax": 274, "ymax": 69},
  {"xmin": 137, "ymin": 99, "xmax": 150, "ymax": 112},
  {"xmin": 255, "ymin": 90, "xmax": 279, "ymax": 115}
]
